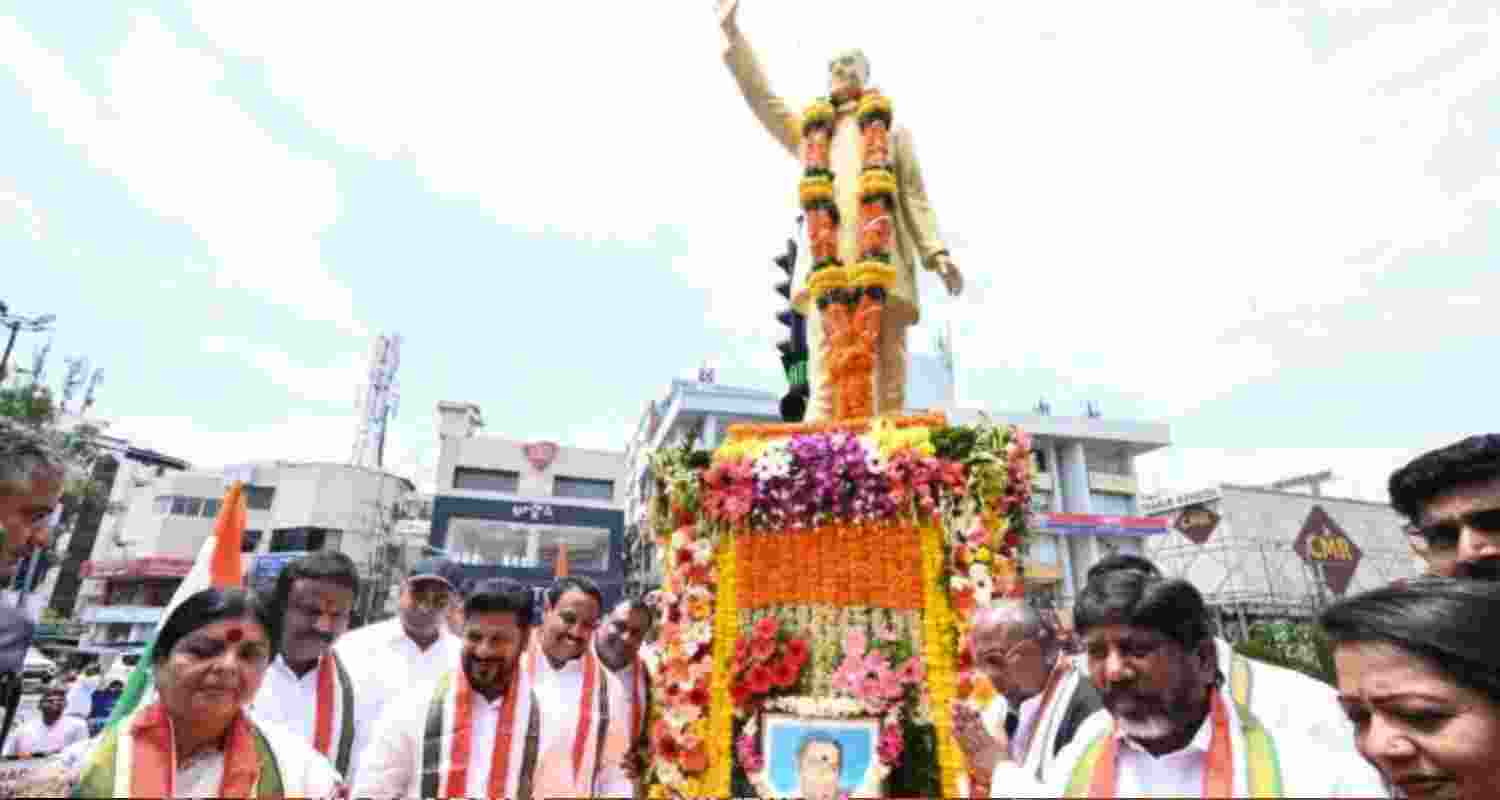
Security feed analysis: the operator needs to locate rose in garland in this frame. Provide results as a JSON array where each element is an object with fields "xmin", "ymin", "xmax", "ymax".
[{"xmin": 731, "ymin": 616, "xmax": 811, "ymax": 715}]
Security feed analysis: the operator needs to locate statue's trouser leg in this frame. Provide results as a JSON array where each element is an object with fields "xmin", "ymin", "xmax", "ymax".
[
  {"xmin": 874, "ymin": 312, "xmax": 908, "ymax": 416},
  {"xmin": 805, "ymin": 301, "xmax": 834, "ymax": 422}
]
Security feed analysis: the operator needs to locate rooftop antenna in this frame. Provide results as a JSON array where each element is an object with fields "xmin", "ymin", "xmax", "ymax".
[
  {"xmin": 81, "ymin": 368, "xmax": 103, "ymax": 414},
  {"xmin": 1086, "ymin": 400, "xmax": 1101, "ymax": 418},
  {"xmin": 60, "ymin": 356, "xmax": 88, "ymax": 413},
  {"xmin": 1035, "ymin": 397, "xmax": 1052, "ymax": 416},
  {"xmin": 934, "ymin": 320, "xmax": 957, "ymax": 408}
]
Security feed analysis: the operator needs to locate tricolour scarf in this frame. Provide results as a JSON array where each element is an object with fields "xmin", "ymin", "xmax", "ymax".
[
  {"xmin": 1064, "ymin": 690, "xmax": 1283, "ymax": 798},
  {"xmin": 420, "ymin": 666, "xmax": 540, "ymax": 800},
  {"xmin": 74, "ymin": 702, "xmax": 282, "ymax": 799},
  {"xmin": 312, "ymin": 650, "xmax": 357, "ymax": 776},
  {"xmin": 528, "ymin": 637, "xmax": 612, "ymax": 796}
]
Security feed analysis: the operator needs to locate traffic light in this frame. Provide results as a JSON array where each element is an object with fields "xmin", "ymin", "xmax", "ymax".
[{"xmin": 774, "ymin": 236, "xmax": 809, "ymax": 422}]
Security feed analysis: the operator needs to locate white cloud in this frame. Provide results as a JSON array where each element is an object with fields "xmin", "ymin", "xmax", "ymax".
[
  {"xmin": 0, "ymin": 13, "xmax": 364, "ymax": 335},
  {"xmin": 198, "ymin": 334, "xmax": 366, "ymax": 407},
  {"xmin": 0, "ymin": 182, "xmax": 44, "ymax": 241},
  {"xmin": 179, "ymin": 1, "xmax": 1495, "ymax": 416}
]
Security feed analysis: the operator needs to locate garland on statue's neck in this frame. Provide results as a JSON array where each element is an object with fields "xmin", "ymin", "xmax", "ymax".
[{"xmin": 798, "ymin": 90, "xmax": 898, "ymax": 419}]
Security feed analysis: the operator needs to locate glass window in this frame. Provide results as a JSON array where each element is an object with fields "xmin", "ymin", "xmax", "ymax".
[
  {"xmin": 1032, "ymin": 534, "xmax": 1060, "ymax": 566},
  {"xmin": 170, "ymin": 496, "xmax": 193, "ymax": 516},
  {"xmin": 245, "ymin": 485, "xmax": 276, "ymax": 511},
  {"xmin": 242, "ymin": 530, "xmax": 262, "ymax": 552},
  {"xmin": 202, "ymin": 498, "xmax": 222, "ymax": 518},
  {"xmin": 153, "ymin": 496, "xmax": 173, "ymax": 515},
  {"xmin": 454, "ymin": 468, "xmax": 520, "ymax": 494},
  {"xmin": 553, "ymin": 476, "xmax": 615, "ymax": 501},
  {"xmin": 182, "ymin": 497, "xmax": 204, "ymax": 517},
  {"xmin": 446, "ymin": 516, "xmax": 611, "ymax": 572},
  {"xmin": 1029, "ymin": 491, "xmax": 1053, "ymax": 513},
  {"xmin": 270, "ymin": 527, "xmax": 340, "ymax": 552},
  {"xmin": 1088, "ymin": 492, "xmax": 1134, "ymax": 516}
]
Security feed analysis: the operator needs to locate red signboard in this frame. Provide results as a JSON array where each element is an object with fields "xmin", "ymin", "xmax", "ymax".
[
  {"xmin": 1292, "ymin": 505, "xmax": 1364, "ymax": 596},
  {"xmin": 523, "ymin": 441, "xmax": 560, "ymax": 473},
  {"xmin": 81, "ymin": 556, "xmax": 194, "ymax": 580}
]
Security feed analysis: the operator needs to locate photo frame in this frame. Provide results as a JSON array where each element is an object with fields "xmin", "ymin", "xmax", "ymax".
[{"xmin": 761, "ymin": 712, "xmax": 883, "ymax": 799}]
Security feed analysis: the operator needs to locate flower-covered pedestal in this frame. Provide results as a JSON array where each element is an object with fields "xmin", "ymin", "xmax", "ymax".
[{"xmin": 647, "ymin": 413, "xmax": 1033, "ymax": 798}]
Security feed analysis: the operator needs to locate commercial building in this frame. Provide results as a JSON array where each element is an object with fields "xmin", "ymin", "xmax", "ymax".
[
  {"xmin": 1142, "ymin": 482, "xmax": 1418, "ymax": 634},
  {"xmin": 620, "ymin": 374, "xmax": 1174, "ymax": 609},
  {"xmin": 429, "ymin": 402, "xmax": 627, "ymax": 609},
  {"xmin": 76, "ymin": 461, "xmax": 415, "ymax": 655}
]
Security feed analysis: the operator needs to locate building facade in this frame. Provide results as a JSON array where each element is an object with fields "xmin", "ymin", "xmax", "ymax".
[
  {"xmin": 1143, "ymin": 484, "xmax": 1418, "ymax": 637},
  {"xmin": 620, "ymin": 378, "xmax": 1173, "ymax": 609},
  {"xmin": 430, "ymin": 402, "xmax": 628, "ymax": 610},
  {"xmin": 76, "ymin": 461, "xmax": 415, "ymax": 654}
]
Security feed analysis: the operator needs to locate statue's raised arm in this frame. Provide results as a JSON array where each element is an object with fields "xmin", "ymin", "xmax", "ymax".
[{"xmin": 719, "ymin": 0, "xmax": 801, "ymax": 157}]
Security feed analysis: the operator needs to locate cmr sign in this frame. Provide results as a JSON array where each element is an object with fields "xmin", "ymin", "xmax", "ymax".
[{"xmin": 1292, "ymin": 505, "xmax": 1364, "ymax": 596}]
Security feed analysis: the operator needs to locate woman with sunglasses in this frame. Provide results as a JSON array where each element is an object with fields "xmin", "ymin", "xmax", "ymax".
[
  {"xmin": 1321, "ymin": 578, "xmax": 1500, "ymax": 799},
  {"xmin": 15, "ymin": 587, "xmax": 344, "ymax": 798}
]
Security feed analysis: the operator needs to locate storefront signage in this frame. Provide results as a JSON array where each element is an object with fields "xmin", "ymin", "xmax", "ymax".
[
  {"xmin": 81, "ymin": 556, "xmax": 194, "ymax": 580},
  {"xmin": 1292, "ymin": 505, "xmax": 1364, "ymax": 596},
  {"xmin": 1140, "ymin": 487, "xmax": 1222, "ymax": 516},
  {"xmin": 1036, "ymin": 513, "xmax": 1171, "ymax": 537},
  {"xmin": 1175, "ymin": 505, "xmax": 1221, "ymax": 545},
  {"xmin": 511, "ymin": 502, "xmax": 556, "ymax": 521},
  {"xmin": 523, "ymin": 441, "xmax": 560, "ymax": 473}
]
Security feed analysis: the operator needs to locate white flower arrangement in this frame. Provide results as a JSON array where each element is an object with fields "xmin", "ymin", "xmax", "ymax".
[{"xmin": 968, "ymin": 563, "xmax": 994, "ymax": 606}]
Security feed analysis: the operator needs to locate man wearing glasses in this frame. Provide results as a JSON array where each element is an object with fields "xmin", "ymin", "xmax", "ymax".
[
  {"xmin": 1389, "ymin": 434, "xmax": 1500, "ymax": 580},
  {"xmin": 955, "ymin": 601, "xmax": 1101, "ymax": 796},
  {"xmin": 335, "ymin": 558, "xmax": 462, "ymax": 729}
]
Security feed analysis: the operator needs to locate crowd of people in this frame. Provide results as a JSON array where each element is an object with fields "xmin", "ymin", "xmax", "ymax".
[{"xmin": 5, "ymin": 424, "xmax": 1500, "ymax": 797}]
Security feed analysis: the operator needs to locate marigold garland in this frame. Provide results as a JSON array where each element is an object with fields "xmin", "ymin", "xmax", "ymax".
[
  {"xmin": 707, "ymin": 533, "xmax": 738, "ymax": 798},
  {"xmin": 724, "ymin": 411, "xmax": 947, "ymax": 443},
  {"xmin": 920, "ymin": 522, "xmax": 964, "ymax": 799}
]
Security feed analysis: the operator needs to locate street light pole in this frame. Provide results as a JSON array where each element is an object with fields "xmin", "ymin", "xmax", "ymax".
[{"xmin": 0, "ymin": 309, "xmax": 57, "ymax": 383}]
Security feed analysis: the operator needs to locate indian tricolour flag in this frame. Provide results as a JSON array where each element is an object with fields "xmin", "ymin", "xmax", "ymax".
[{"xmin": 104, "ymin": 481, "xmax": 248, "ymax": 728}]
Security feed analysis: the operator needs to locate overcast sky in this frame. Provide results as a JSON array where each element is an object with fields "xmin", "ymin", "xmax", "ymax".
[{"xmin": 3, "ymin": 1, "xmax": 1495, "ymax": 502}]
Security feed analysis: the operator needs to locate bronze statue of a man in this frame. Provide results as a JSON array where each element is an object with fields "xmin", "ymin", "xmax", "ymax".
[{"xmin": 720, "ymin": 0, "xmax": 963, "ymax": 420}]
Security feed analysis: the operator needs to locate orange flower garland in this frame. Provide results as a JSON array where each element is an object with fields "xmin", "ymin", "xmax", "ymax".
[
  {"xmin": 723, "ymin": 411, "xmax": 947, "ymax": 443},
  {"xmin": 732, "ymin": 524, "xmax": 925, "ymax": 611}
]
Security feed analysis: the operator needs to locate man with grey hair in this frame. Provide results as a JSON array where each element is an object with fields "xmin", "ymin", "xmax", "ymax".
[
  {"xmin": 956, "ymin": 600, "xmax": 1101, "ymax": 796},
  {"xmin": 718, "ymin": 0, "xmax": 965, "ymax": 419},
  {"xmin": 0, "ymin": 429, "xmax": 63, "ymax": 580}
]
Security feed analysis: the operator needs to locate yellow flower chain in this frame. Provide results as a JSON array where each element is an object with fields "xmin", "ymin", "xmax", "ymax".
[
  {"xmin": 921, "ymin": 522, "xmax": 963, "ymax": 798},
  {"xmin": 707, "ymin": 531, "xmax": 740, "ymax": 797}
]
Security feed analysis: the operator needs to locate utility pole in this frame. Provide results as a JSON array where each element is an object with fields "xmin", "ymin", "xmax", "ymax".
[{"xmin": 0, "ymin": 306, "xmax": 56, "ymax": 383}]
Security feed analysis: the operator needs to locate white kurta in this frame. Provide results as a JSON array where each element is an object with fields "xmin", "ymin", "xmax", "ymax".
[
  {"xmin": 1, "ymin": 715, "xmax": 88, "ymax": 756},
  {"xmin": 532, "ymin": 653, "xmax": 632, "ymax": 798},
  {"xmin": 249, "ymin": 654, "xmax": 375, "ymax": 783},
  {"xmin": 351, "ymin": 679, "xmax": 533, "ymax": 799},
  {"xmin": 63, "ymin": 675, "xmax": 97, "ymax": 718},
  {"xmin": 334, "ymin": 618, "xmax": 460, "ymax": 722},
  {"xmin": 988, "ymin": 703, "xmax": 1390, "ymax": 798},
  {"xmin": 1215, "ymin": 638, "xmax": 1355, "ymax": 753}
]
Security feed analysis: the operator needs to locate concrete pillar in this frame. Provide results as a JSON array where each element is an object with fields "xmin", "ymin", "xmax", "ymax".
[
  {"xmin": 1059, "ymin": 441, "xmax": 1091, "ymax": 514},
  {"xmin": 700, "ymin": 415, "xmax": 720, "ymax": 450}
]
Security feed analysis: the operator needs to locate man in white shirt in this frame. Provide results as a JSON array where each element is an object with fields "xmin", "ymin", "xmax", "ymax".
[
  {"xmin": 353, "ymin": 578, "xmax": 543, "ymax": 799},
  {"xmin": 529, "ymin": 576, "xmax": 632, "ymax": 799},
  {"xmin": 954, "ymin": 568, "xmax": 1389, "ymax": 798},
  {"xmin": 334, "ymin": 557, "xmax": 462, "ymax": 726},
  {"xmin": 958, "ymin": 602, "xmax": 1102, "ymax": 796},
  {"xmin": 2, "ymin": 686, "xmax": 87, "ymax": 757},
  {"xmin": 1085, "ymin": 554, "xmax": 1356, "ymax": 753},
  {"xmin": 595, "ymin": 597, "xmax": 655, "ymax": 797},
  {"xmin": 248, "ymin": 550, "xmax": 375, "ymax": 782},
  {"xmin": 61, "ymin": 666, "xmax": 98, "ymax": 721}
]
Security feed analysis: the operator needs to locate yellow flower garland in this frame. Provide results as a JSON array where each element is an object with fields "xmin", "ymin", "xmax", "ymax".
[
  {"xmin": 707, "ymin": 531, "xmax": 739, "ymax": 797},
  {"xmin": 921, "ymin": 522, "xmax": 964, "ymax": 798}
]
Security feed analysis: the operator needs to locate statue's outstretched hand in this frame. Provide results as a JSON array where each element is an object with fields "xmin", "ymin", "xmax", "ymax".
[
  {"xmin": 937, "ymin": 254, "xmax": 964, "ymax": 297},
  {"xmin": 718, "ymin": 0, "xmax": 739, "ymax": 33}
]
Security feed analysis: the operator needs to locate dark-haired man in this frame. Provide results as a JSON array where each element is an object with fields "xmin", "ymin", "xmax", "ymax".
[
  {"xmin": 2, "ymin": 685, "xmax": 86, "ymax": 758},
  {"xmin": 1389, "ymin": 434, "xmax": 1500, "ymax": 580},
  {"xmin": 958, "ymin": 569, "xmax": 1388, "ymax": 797},
  {"xmin": 249, "ymin": 550, "xmax": 373, "ymax": 780},
  {"xmin": 595, "ymin": 599, "xmax": 655, "ymax": 796},
  {"xmin": 529, "ymin": 576, "xmax": 632, "ymax": 798},
  {"xmin": 1083, "ymin": 554, "xmax": 1352, "ymax": 752},
  {"xmin": 354, "ymin": 578, "xmax": 543, "ymax": 798},
  {"xmin": 336, "ymin": 558, "xmax": 461, "ymax": 725}
]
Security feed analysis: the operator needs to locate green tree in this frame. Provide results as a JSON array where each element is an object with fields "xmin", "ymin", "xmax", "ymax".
[{"xmin": 1234, "ymin": 620, "xmax": 1336, "ymax": 685}]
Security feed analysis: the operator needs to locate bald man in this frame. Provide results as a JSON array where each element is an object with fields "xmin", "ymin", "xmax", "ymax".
[{"xmin": 958, "ymin": 602, "xmax": 1102, "ymax": 795}]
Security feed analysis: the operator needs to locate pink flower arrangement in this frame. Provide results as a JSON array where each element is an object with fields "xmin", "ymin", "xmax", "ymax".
[
  {"xmin": 877, "ymin": 722, "xmax": 905, "ymax": 765},
  {"xmin": 735, "ymin": 732, "xmax": 765, "ymax": 772},
  {"xmin": 830, "ymin": 629, "xmax": 925, "ymax": 713}
]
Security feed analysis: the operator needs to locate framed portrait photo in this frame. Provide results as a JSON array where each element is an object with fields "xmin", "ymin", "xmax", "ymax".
[{"xmin": 760, "ymin": 712, "xmax": 883, "ymax": 799}]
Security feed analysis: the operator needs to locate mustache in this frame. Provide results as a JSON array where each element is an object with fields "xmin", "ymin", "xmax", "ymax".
[{"xmin": 1456, "ymin": 559, "xmax": 1500, "ymax": 581}]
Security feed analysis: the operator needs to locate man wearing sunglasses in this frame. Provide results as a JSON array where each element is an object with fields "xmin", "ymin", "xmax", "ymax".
[
  {"xmin": 335, "ymin": 558, "xmax": 463, "ymax": 732},
  {"xmin": 1389, "ymin": 434, "xmax": 1500, "ymax": 580}
]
